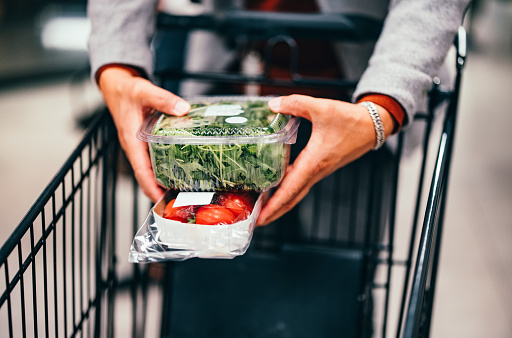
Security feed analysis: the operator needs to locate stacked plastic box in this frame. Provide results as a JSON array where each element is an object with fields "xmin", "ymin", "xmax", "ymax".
[{"xmin": 129, "ymin": 96, "xmax": 300, "ymax": 261}]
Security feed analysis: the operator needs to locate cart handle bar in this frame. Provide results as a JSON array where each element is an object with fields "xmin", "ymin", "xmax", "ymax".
[{"xmin": 157, "ymin": 10, "xmax": 383, "ymax": 42}]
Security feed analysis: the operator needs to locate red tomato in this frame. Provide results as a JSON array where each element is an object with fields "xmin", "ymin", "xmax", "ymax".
[
  {"xmin": 163, "ymin": 199, "xmax": 197, "ymax": 223},
  {"xmin": 217, "ymin": 192, "xmax": 254, "ymax": 219},
  {"xmin": 195, "ymin": 204, "xmax": 236, "ymax": 225}
]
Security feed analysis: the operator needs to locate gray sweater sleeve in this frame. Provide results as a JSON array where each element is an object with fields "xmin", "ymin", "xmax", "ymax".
[
  {"xmin": 352, "ymin": 0, "xmax": 471, "ymax": 126},
  {"xmin": 87, "ymin": 0, "xmax": 159, "ymax": 80}
]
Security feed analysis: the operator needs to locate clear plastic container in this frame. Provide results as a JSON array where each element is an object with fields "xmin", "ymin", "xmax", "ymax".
[
  {"xmin": 128, "ymin": 190, "xmax": 265, "ymax": 261},
  {"xmin": 138, "ymin": 96, "xmax": 300, "ymax": 192}
]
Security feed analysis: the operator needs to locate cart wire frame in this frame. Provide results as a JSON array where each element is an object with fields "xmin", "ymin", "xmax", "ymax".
[
  {"xmin": 0, "ymin": 112, "xmax": 120, "ymax": 338},
  {"xmin": 0, "ymin": 11, "xmax": 466, "ymax": 338},
  {"xmin": 401, "ymin": 26, "xmax": 467, "ymax": 338}
]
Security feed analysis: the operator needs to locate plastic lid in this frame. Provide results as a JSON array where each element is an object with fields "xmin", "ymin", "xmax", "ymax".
[{"xmin": 138, "ymin": 96, "xmax": 300, "ymax": 145}]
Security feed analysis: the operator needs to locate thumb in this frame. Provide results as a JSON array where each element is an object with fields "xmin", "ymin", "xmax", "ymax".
[
  {"xmin": 268, "ymin": 94, "xmax": 333, "ymax": 121},
  {"xmin": 135, "ymin": 80, "xmax": 190, "ymax": 116}
]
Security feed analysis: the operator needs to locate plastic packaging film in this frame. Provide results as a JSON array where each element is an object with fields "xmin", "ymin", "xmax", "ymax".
[{"xmin": 129, "ymin": 188, "xmax": 266, "ymax": 262}]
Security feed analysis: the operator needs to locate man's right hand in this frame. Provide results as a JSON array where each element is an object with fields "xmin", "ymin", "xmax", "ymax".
[{"xmin": 98, "ymin": 65, "xmax": 190, "ymax": 202}]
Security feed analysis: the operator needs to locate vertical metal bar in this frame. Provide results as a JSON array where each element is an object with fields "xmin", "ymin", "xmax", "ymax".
[
  {"xmin": 107, "ymin": 123, "xmax": 118, "ymax": 338},
  {"xmin": 395, "ymin": 92, "xmax": 436, "ymax": 338},
  {"xmin": 357, "ymin": 154, "xmax": 377, "ymax": 337},
  {"xmin": 29, "ymin": 224, "xmax": 39, "ymax": 338},
  {"xmin": 370, "ymin": 151, "xmax": 384, "ymax": 249},
  {"xmin": 139, "ymin": 266, "xmax": 150, "ymax": 337},
  {"xmin": 368, "ymin": 151, "xmax": 384, "ymax": 338},
  {"xmin": 79, "ymin": 154, "xmax": 84, "ymax": 338},
  {"xmin": 41, "ymin": 208, "xmax": 50, "ymax": 338},
  {"xmin": 329, "ymin": 171, "xmax": 342, "ymax": 243},
  {"xmin": 277, "ymin": 205, "xmax": 286, "ymax": 249},
  {"xmin": 61, "ymin": 179, "xmax": 68, "ymax": 337},
  {"xmin": 71, "ymin": 166, "xmax": 77, "ymax": 334},
  {"xmin": 363, "ymin": 155, "xmax": 377, "ymax": 248},
  {"xmin": 420, "ymin": 102, "xmax": 459, "ymax": 329},
  {"xmin": 419, "ymin": 182, "xmax": 447, "ymax": 338},
  {"xmin": 4, "ymin": 261, "xmax": 14, "ymax": 338},
  {"xmin": 52, "ymin": 193, "xmax": 59, "ymax": 338},
  {"xmin": 310, "ymin": 179, "xmax": 323, "ymax": 240},
  {"xmin": 160, "ymin": 262, "xmax": 175, "ymax": 337},
  {"xmin": 348, "ymin": 164, "xmax": 359, "ymax": 246},
  {"xmin": 17, "ymin": 243, "xmax": 27, "ymax": 337},
  {"xmin": 131, "ymin": 175, "xmax": 140, "ymax": 338},
  {"xmin": 402, "ymin": 131, "xmax": 449, "ymax": 338},
  {"xmin": 87, "ymin": 139, "xmax": 92, "ymax": 338},
  {"xmin": 382, "ymin": 135, "xmax": 404, "ymax": 338},
  {"xmin": 94, "ymin": 132, "xmax": 103, "ymax": 338},
  {"xmin": 95, "ymin": 116, "xmax": 109, "ymax": 337}
]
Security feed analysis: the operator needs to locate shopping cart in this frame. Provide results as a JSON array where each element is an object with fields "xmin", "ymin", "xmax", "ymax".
[{"xmin": 0, "ymin": 9, "xmax": 466, "ymax": 338}]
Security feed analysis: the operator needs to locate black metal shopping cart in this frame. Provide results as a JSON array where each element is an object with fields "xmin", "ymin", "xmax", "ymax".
[{"xmin": 0, "ymin": 9, "xmax": 466, "ymax": 338}]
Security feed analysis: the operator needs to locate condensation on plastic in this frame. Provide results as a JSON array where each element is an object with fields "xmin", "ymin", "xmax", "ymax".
[
  {"xmin": 129, "ymin": 191, "xmax": 265, "ymax": 262},
  {"xmin": 137, "ymin": 96, "xmax": 300, "ymax": 192}
]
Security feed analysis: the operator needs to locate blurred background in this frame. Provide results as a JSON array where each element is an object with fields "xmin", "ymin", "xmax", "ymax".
[{"xmin": 0, "ymin": 0, "xmax": 511, "ymax": 337}]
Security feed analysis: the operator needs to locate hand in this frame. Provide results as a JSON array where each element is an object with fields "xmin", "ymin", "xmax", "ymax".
[
  {"xmin": 256, "ymin": 95, "xmax": 394, "ymax": 226},
  {"xmin": 98, "ymin": 66, "xmax": 191, "ymax": 202}
]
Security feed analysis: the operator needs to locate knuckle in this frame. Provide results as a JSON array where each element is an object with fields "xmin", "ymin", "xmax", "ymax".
[
  {"xmin": 151, "ymin": 93, "xmax": 168, "ymax": 110},
  {"xmin": 151, "ymin": 90, "xmax": 177, "ymax": 113},
  {"xmin": 318, "ymin": 100, "xmax": 337, "ymax": 119},
  {"xmin": 313, "ymin": 156, "xmax": 336, "ymax": 176},
  {"xmin": 285, "ymin": 185, "xmax": 301, "ymax": 202},
  {"xmin": 314, "ymin": 158, "xmax": 330, "ymax": 174},
  {"xmin": 324, "ymin": 100, "xmax": 338, "ymax": 114},
  {"xmin": 285, "ymin": 94, "xmax": 303, "ymax": 111},
  {"xmin": 280, "ymin": 179, "xmax": 305, "ymax": 205},
  {"xmin": 284, "ymin": 186, "xmax": 310, "ymax": 210},
  {"xmin": 130, "ymin": 80, "xmax": 146, "ymax": 100}
]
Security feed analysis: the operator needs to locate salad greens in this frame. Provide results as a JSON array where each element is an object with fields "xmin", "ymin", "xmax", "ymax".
[{"xmin": 149, "ymin": 100, "xmax": 291, "ymax": 191}]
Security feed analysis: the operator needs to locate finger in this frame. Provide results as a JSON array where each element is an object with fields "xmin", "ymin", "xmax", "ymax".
[
  {"xmin": 134, "ymin": 80, "xmax": 190, "ymax": 116},
  {"xmin": 257, "ymin": 141, "xmax": 329, "ymax": 225},
  {"xmin": 256, "ymin": 165, "xmax": 313, "ymax": 226},
  {"xmin": 268, "ymin": 94, "xmax": 337, "ymax": 121},
  {"xmin": 123, "ymin": 134, "xmax": 165, "ymax": 203}
]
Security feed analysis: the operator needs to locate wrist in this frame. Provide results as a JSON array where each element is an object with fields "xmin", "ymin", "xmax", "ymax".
[
  {"xmin": 97, "ymin": 64, "xmax": 142, "ymax": 91},
  {"xmin": 372, "ymin": 103, "xmax": 394, "ymax": 139},
  {"xmin": 358, "ymin": 101, "xmax": 394, "ymax": 150},
  {"xmin": 357, "ymin": 94, "xmax": 405, "ymax": 133}
]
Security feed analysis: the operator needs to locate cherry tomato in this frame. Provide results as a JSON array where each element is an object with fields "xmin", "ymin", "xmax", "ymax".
[
  {"xmin": 195, "ymin": 204, "xmax": 236, "ymax": 225},
  {"xmin": 217, "ymin": 192, "xmax": 254, "ymax": 219},
  {"xmin": 163, "ymin": 199, "xmax": 198, "ymax": 223}
]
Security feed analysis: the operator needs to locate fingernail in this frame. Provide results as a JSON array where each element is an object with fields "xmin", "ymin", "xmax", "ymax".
[
  {"xmin": 268, "ymin": 97, "xmax": 281, "ymax": 112},
  {"xmin": 174, "ymin": 101, "xmax": 190, "ymax": 115}
]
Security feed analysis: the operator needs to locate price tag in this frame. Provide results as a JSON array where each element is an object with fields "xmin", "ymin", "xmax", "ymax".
[
  {"xmin": 204, "ymin": 104, "xmax": 243, "ymax": 116},
  {"xmin": 173, "ymin": 192, "xmax": 215, "ymax": 207}
]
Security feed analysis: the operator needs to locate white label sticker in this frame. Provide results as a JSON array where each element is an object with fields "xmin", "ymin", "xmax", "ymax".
[
  {"xmin": 174, "ymin": 192, "xmax": 215, "ymax": 207},
  {"xmin": 204, "ymin": 104, "xmax": 243, "ymax": 116},
  {"xmin": 225, "ymin": 116, "xmax": 248, "ymax": 124}
]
